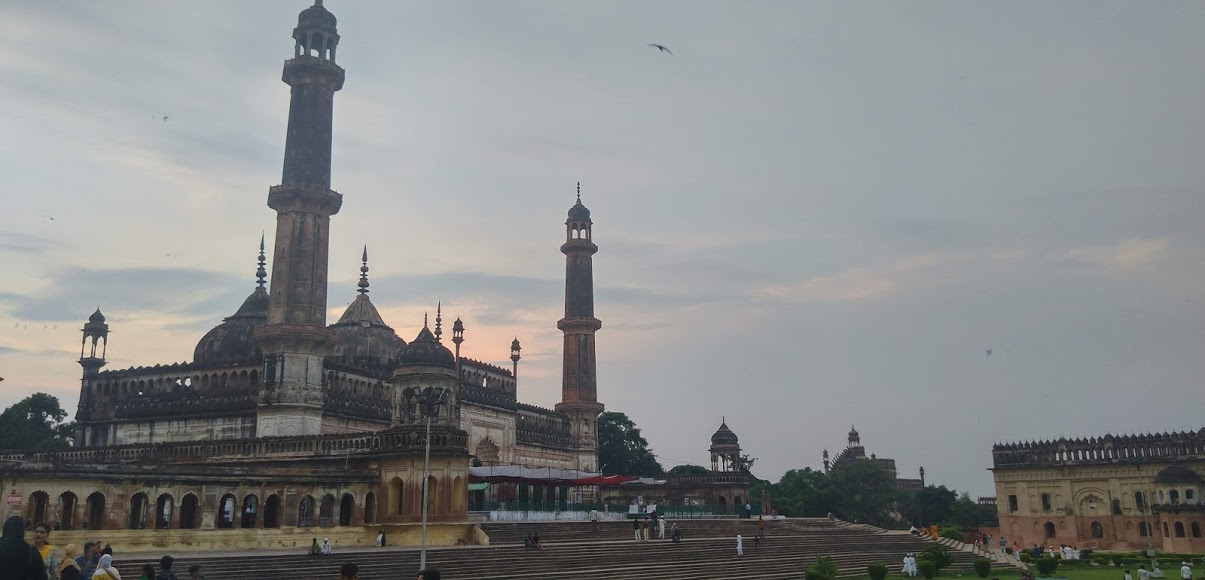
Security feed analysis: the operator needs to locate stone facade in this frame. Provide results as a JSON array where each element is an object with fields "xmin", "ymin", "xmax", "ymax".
[{"xmin": 992, "ymin": 429, "xmax": 1205, "ymax": 552}]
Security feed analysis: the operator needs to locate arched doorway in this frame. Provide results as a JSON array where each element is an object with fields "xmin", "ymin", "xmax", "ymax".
[
  {"xmin": 155, "ymin": 494, "xmax": 174, "ymax": 529},
  {"xmin": 364, "ymin": 492, "xmax": 376, "ymax": 525},
  {"xmin": 128, "ymin": 493, "xmax": 149, "ymax": 529},
  {"xmin": 339, "ymin": 494, "xmax": 354, "ymax": 526},
  {"xmin": 427, "ymin": 476, "xmax": 439, "ymax": 517},
  {"xmin": 241, "ymin": 495, "xmax": 259, "ymax": 528},
  {"xmin": 298, "ymin": 495, "xmax": 315, "ymax": 527},
  {"xmin": 59, "ymin": 492, "xmax": 78, "ymax": 530},
  {"xmin": 1091, "ymin": 521, "xmax": 1103, "ymax": 538},
  {"xmin": 452, "ymin": 476, "xmax": 465, "ymax": 514},
  {"xmin": 1174, "ymin": 522, "xmax": 1185, "ymax": 537},
  {"xmin": 180, "ymin": 494, "xmax": 199, "ymax": 529},
  {"xmin": 85, "ymin": 492, "xmax": 106, "ymax": 530},
  {"xmin": 1139, "ymin": 521, "xmax": 1151, "ymax": 536},
  {"xmin": 1044, "ymin": 521, "xmax": 1056, "ymax": 538},
  {"xmin": 263, "ymin": 495, "xmax": 281, "ymax": 528},
  {"xmin": 218, "ymin": 493, "xmax": 236, "ymax": 529},
  {"xmin": 29, "ymin": 491, "xmax": 50, "ymax": 524},
  {"xmin": 320, "ymin": 494, "xmax": 336, "ymax": 527},
  {"xmin": 389, "ymin": 478, "xmax": 403, "ymax": 516}
]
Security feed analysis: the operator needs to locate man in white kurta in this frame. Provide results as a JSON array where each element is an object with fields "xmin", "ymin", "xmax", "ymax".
[{"xmin": 736, "ymin": 533, "xmax": 744, "ymax": 557}]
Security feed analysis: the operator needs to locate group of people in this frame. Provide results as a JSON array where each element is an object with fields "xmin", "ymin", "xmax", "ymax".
[
  {"xmin": 973, "ymin": 533, "xmax": 1016, "ymax": 558},
  {"xmin": 309, "ymin": 538, "xmax": 334, "ymax": 558},
  {"xmin": 522, "ymin": 533, "xmax": 545, "ymax": 551},
  {"xmin": 631, "ymin": 515, "xmax": 671, "ymax": 542},
  {"xmin": 0, "ymin": 516, "xmax": 209, "ymax": 580}
]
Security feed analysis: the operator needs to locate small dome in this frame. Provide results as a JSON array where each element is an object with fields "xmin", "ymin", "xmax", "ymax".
[
  {"xmin": 711, "ymin": 420, "xmax": 739, "ymax": 445},
  {"xmin": 398, "ymin": 324, "xmax": 455, "ymax": 368},
  {"xmin": 849, "ymin": 425, "xmax": 860, "ymax": 439},
  {"xmin": 1154, "ymin": 465, "xmax": 1202, "ymax": 484},
  {"xmin": 328, "ymin": 295, "xmax": 406, "ymax": 369},
  {"xmin": 298, "ymin": 2, "xmax": 337, "ymax": 29},
  {"xmin": 193, "ymin": 287, "xmax": 268, "ymax": 366},
  {"xmin": 568, "ymin": 200, "xmax": 591, "ymax": 222},
  {"xmin": 89, "ymin": 308, "xmax": 106, "ymax": 323}
]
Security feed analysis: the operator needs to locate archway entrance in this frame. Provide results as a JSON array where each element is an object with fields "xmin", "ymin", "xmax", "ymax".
[
  {"xmin": 86, "ymin": 492, "xmax": 106, "ymax": 530},
  {"xmin": 264, "ymin": 495, "xmax": 281, "ymax": 528},
  {"xmin": 59, "ymin": 492, "xmax": 78, "ymax": 530},
  {"xmin": 339, "ymin": 494, "xmax": 354, "ymax": 526},
  {"xmin": 180, "ymin": 494, "xmax": 199, "ymax": 529}
]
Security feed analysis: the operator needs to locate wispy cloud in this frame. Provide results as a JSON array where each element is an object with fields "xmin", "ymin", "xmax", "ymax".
[{"xmin": 1056, "ymin": 237, "xmax": 1168, "ymax": 269}]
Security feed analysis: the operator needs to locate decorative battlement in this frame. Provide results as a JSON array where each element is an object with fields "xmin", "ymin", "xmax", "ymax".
[
  {"xmin": 459, "ymin": 383, "xmax": 517, "ymax": 411},
  {"xmin": 112, "ymin": 389, "xmax": 258, "ymax": 420},
  {"xmin": 98, "ymin": 362, "xmax": 196, "ymax": 378},
  {"xmin": 665, "ymin": 473, "xmax": 750, "ymax": 486},
  {"xmin": 324, "ymin": 392, "xmax": 390, "ymax": 421},
  {"xmin": 516, "ymin": 403, "xmax": 572, "ymax": 448},
  {"xmin": 992, "ymin": 428, "xmax": 1205, "ymax": 468},
  {"xmin": 460, "ymin": 357, "xmax": 513, "ymax": 377}
]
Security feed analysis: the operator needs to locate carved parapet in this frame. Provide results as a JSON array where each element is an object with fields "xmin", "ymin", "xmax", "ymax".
[
  {"xmin": 459, "ymin": 358, "xmax": 513, "ymax": 377},
  {"xmin": 459, "ymin": 384, "xmax": 517, "ymax": 411},
  {"xmin": 991, "ymin": 428, "xmax": 1205, "ymax": 468},
  {"xmin": 665, "ymin": 473, "xmax": 750, "ymax": 486}
]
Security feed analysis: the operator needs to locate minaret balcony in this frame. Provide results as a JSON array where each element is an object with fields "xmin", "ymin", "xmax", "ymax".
[
  {"xmin": 282, "ymin": 56, "xmax": 345, "ymax": 89},
  {"xmin": 557, "ymin": 317, "xmax": 602, "ymax": 332},
  {"xmin": 267, "ymin": 184, "xmax": 343, "ymax": 214}
]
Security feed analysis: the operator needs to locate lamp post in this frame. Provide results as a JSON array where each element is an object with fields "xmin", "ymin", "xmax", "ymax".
[
  {"xmin": 413, "ymin": 386, "xmax": 450, "ymax": 572},
  {"xmin": 918, "ymin": 466, "xmax": 925, "ymax": 528}
]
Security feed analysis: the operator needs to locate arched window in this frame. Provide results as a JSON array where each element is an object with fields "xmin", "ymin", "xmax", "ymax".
[
  {"xmin": 180, "ymin": 494, "xmax": 199, "ymax": 529},
  {"xmin": 365, "ymin": 492, "xmax": 377, "ymax": 525},
  {"xmin": 339, "ymin": 493, "xmax": 354, "ymax": 526},
  {"xmin": 1170, "ymin": 490, "xmax": 1180, "ymax": 505},
  {"xmin": 426, "ymin": 476, "xmax": 439, "ymax": 516},
  {"xmin": 1135, "ymin": 491, "xmax": 1147, "ymax": 510},
  {"xmin": 218, "ymin": 493, "xmax": 236, "ymax": 529},
  {"xmin": 390, "ymin": 478, "xmax": 404, "ymax": 516},
  {"xmin": 1174, "ymin": 522, "xmax": 1185, "ymax": 537},
  {"xmin": 58, "ymin": 492, "xmax": 78, "ymax": 530},
  {"xmin": 1162, "ymin": 522, "xmax": 1169, "ymax": 536},
  {"xmin": 1139, "ymin": 522, "xmax": 1150, "ymax": 537},
  {"xmin": 85, "ymin": 492, "xmax": 106, "ymax": 530},
  {"xmin": 1192, "ymin": 522, "xmax": 1201, "ymax": 538},
  {"xmin": 1041, "ymin": 493, "xmax": 1052, "ymax": 511},
  {"xmin": 298, "ymin": 495, "xmax": 315, "ymax": 527},
  {"xmin": 28, "ymin": 491, "xmax": 50, "ymax": 525},
  {"xmin": 263, "ymin": 495, "xmax": 281, "ymax": 528},
  {"xmin": 128, "ymin": 493, "xmax": 149, "ymax": 529},
  {"xmin": 320, "ymin": 494, "xmax": 336, "ymax": 527},
  {"xmin": 241, "ymin": 495, "xmax": 259, "ymax": 528},
  {"xmin": 1091, "ymin": 521, "xmax": 1103, "ymax": 538},
  {"xmin": 155, "ymin": 494, "xmax": 174, "ymax": 529},
  {"xmin": 1044, "ymin": 521, "xmax": 1056, "ymax": 538}
]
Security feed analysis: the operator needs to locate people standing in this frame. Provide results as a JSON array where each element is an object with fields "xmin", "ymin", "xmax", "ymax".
[
  {"xmin": 1124, "ymin": 570, "xmax": 1133, "ymax": 580},
  {"xmin": 632, "ymin": 518, "xmax": 641, "ymax": 542},
  {"xmin": 658, "ymin": 516, "xmax": 667, "ymax": 540},
  {"xmin": 736, "ymin": 532, "xmax": 744, "ymax": 557},
  {"xmin": 757, "ymin": 516, "xmax": 766, "ymax": 540},
  {"xmin": 58, "ymin": 545, "xmax": 82, "ymax": 580},
  {"xmin": 31, "ymin": 522, "xmax": 60, "ymax": 577},
  {"xmin": 1180, "ymin": 562, "xmax": 1192, "ymax": 580},
  {"xmin": 641, "ymin": 518, "xmax": 650, "ymax": 542},
  {"xmin": 589, "ymin": 509, "xmax": 599, "ymax": 533},
  {"xmin": 309, "ymin": 538, "xmax": 320, "ymax": 557},
  {"xmin": 1138, "ymin": 564, "xmax": 1150, "ymax": 580},
  {"xmin": 745, "ymin": 503, "xmax": 753, "ymax": 519},
  {"xmin": 92, "ymin": 554, "xmax": 121, "ymax": 579},
  {"xmin": 156, "ymin": 556, "xmax": 177, "ymax": 580},
  {"xmin": 376, "ymin": 531, "xmax": 385, "ymax": 547},
  {"xmin": 0, "ymin": 515, "xmax": 49, "ymax": 580}
]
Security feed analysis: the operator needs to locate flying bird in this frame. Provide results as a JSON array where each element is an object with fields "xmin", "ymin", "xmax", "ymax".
[
  {"xmin": 986, "ymin": 349, "xmax": 992, "ymax": 358},
  {"xmin": 648, "ymin": 43, "xmax": 672, "ymax": 55},
  {"xmin": 163, "ymin": 116, "xmax": 169, "ymax": 122}
]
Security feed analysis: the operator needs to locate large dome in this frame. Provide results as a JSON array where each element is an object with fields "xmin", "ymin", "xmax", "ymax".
[
  {"xmin": 1154, "ymin": 465, "xmax": 1201, "ymax": 484},
  {"xmin": 711, "ymin": 420, "xmax": 739, "ymax": 445},
  {"xmin": 328, "ymin": 294, "xmax": 406, "ymax": 369},
  {"xmin": 193, "ymin": 287, "xmax": 268, "ymax": 366},
  {"xmin": 398, "ymin": 324, "xmax": 455, "ymax": 368}
]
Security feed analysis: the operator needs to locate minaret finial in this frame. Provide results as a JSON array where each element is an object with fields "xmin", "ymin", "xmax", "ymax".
[
  {"xmin": 576, "ymin": 181, "xmax": 581, "ymax": 203},
  {"xmin": 434, "ymin": 302, "xmax": 443, "ymax": 341},
  {"xmin": 256, "ymin": 233, "xmax": 267, "ymax": 288},
  {"xmin": 424, "ymin": 312, "xmax": 428, "ymax": 328},
  {"xmin": 357, "ymin": 245, "xmax": 370, "ymax": 295},
  {"xmin": 315, "ymin": 0, "xmax": 323, "ymax": 6}
]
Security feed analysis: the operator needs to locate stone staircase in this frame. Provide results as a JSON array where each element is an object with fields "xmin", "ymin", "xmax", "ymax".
[{"xmin": 110, "ymin": 519, "xmax": 991, "ymax": 579}]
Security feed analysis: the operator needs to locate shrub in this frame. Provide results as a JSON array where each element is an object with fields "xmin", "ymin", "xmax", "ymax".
[
  {"xmin": 1092, "ymin": 558, "xmax": 1108, "ymax": 565},
  {"xmin": 807, "ymin": 556, "xmax": 839, "ymax": 580},
  {"xmin": 1006, "ymin": 547, "xmax": 1014, "ymax": 555},
  {"xmin": 1121, "ymin": 558, "xmax": 1138, "ymax": 567},
  {"xmin": 867, "ymin": 563, "xmax": 888, "ymax": 580},
  {"xmin": 920, "ymin": 545, "xmax": 953, "ymax": 571},
  {"xmin": 1020, "ymin": 553, "xmax": 1034, "ymax": 563},
  {"xmin": 1036, "ymin": 556, "xmax": 1059, "ymax": 577},
  {"xmin": 973, "ymin": 558, "xmax": 992, "ymax": 578},
  {"xmin": 940, "ymin": 527, "xmax": 965, "ymax": 542},
  {"xmin": 918, "ymin": 560, "xmax": 937, "ymax": 579}
]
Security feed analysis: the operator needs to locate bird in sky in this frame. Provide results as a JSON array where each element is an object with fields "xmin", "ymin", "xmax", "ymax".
[
  {"xmin": 648, "ymin": 43, "xmax": 672, "ymax": 55},
  {"xmin": 986, "ymin": 349, "xmax": 992, "ymax": 357}
]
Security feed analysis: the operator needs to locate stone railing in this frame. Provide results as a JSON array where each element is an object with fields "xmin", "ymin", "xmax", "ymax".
[
  {"xmin": 992, "ymin": 430, "xmax": 1205, "ymax": 468},
  {"xmin": 516, "ymin": 429, "xmax": 573, "ymax": 449},
  {"xmin": 459, "ymin": 384, "xmax": 517, "ymax": 411},
  {"xmin": 665, "ymin": 473, "xmax": 749, "ymax": 486},
  {"xmin": 0, "ymin": 426, "xmax": 468, "ymax": 467}
]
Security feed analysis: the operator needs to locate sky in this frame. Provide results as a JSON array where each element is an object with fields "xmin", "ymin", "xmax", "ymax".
[{"xmin": 2, "ymin": 1, "xmax": 1204, "ymax": 496}]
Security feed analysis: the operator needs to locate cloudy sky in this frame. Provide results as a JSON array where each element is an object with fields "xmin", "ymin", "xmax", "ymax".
[{"xmin": 2, "ymin": 1, "xmax": 1204, "ymax": 495}]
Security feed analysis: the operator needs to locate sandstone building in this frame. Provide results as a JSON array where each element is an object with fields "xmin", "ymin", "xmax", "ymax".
[
  {"xmin": 0, "ymin": 1, "xmax": 605, "ymax": 542},
  {"xmin": 992, "ymin": 429, "xmax": 1205, "ymax": 552}
]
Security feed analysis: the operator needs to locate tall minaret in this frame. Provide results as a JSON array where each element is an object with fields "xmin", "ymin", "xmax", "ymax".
[
  {"xmin": 555, "ymin": 183, "xmax": 605, "ymax": 475},
  {"xmin": 255, "ymin": 0, "xmax": 345, "ymax": 437}
]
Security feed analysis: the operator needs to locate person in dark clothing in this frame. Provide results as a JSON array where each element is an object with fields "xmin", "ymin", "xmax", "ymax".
[
  {"xmin": 416, "ymin": 570, "xmax": 440, "ymax": 580},
  {"xmin": 157, "ymin": 555, "xmax": 178, "ymax": 580},
  {"xmin": 102, "ymin": 544, "xmax": 113, "ymax": 557},
  {"xmin": 0, "ymin": 515, "xmax": 49, "ymax": 580}
]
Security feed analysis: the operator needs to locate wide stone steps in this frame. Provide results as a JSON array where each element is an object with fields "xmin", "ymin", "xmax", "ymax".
[{"xmin": 112, "ymin": 521, "xmax": 986, "ymax": 579}]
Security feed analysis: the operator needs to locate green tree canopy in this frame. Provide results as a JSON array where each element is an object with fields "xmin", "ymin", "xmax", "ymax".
[
  {"xmin": 667, "ymin": 464, "xmax": 709, "ymax": 477},
  {"xmin": 898, "ymin": 484, "xmax": 957, "ymax": 527},
  {"xmin": 0, "ymin": 393, "xmax": 74, "ymax": 450},
  {"xmin": 597, "ymin": 411, "xmax": 664, "ymax": 477},
  {"xmin": 828, "ymin": 460, "xmax": 897, "ymax": 525}
]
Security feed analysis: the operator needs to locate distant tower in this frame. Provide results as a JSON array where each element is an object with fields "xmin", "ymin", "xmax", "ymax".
[
  {"xmin": 255, "ymin": 0, "xmax": 346, "ymax": 437},
  {"xmin": 555, "ymin": 182, "xmax": 605, "ymax": 475},
  {"xmin": 451, "ymin": 316, "xmax": 464, "ymax": 378},
  {"xmin": 76, "ymin": 308, "xmax": 109, "ymax": 447},
  {"xmin": 822, "ymin": 449, "xmax": 830, "ymax": 473},
  {"xmin": 848, "ymin": 425, "xmax": 860, "ymax": 447},
  {"xmin": 510, "ymin": 337, "xmax": 521, "ymax": 379},
  {"xmin": 710, "ymin": 418, "xmax": 742, "ymax": 472}
]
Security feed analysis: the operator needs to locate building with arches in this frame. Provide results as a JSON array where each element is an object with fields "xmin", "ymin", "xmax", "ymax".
[
  {"xmin": 0, "ymin": 0, "xmax": 605, "ymax": 542},
  {"xmin": 991, "ymin": 429, "xmax": 1205, "ymax": 552},
  {"xmin": 823, "ymin": 426, "xmax": 924, "ymax": 490}
]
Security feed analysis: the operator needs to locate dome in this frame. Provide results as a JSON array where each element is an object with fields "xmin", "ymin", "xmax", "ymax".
[
  {"xmin": 711, "ymin": 420, "xmax": 739, "ymax": 445},
  {"xmin": 193, "ymin": 287, "xmax": 268, "ymax": 366},
  {"xmin": 398, "ymin": 324, "xmax": 455, "ymax": 368},
  {"xmin": 298, "ymin": 2, "xmax": 337, "ymax": 30},
  {"xmin": 849, "ymin": 425, "xmax": 860, "ymax": 439},
  {"xmin": 328, "ymin": 294, "xmax": 406, "ymax": 369},
  {"xmin": 89, "ymin": 308, "xmax": 106, "ymax": 323},
  {"xmin": 1154, "ymin": 465, "xmax": 1202, "ymax": 484},
  {"xmin": 568, "ymin": 200, "xmax": 591, "ymax": 222}
]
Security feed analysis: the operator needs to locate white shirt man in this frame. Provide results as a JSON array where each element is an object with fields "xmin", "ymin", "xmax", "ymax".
[
  {"xmin": 1180, "ymin": 562, "xmax": 1192, "ymax": 580},
  {"xmin": 1138, "ymin": 566, "xmax": 1150, "ymax": 580},
  {"xmin": 658, "ymin": 516, "xmax": 667, "ymax": 539},
  {"xmin": 736, "ymin": 533, "xmax": 744, "ymax": 557}
]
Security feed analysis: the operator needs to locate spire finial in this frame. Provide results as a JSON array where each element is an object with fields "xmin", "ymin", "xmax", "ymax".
[
  {"xmin": 256, "ymin": 232, "xmax": 267, "ymax": 288},
  {"xmin": 424, "ymin": 312, "xmax": 428, "ymax": 328},
  {"xmin": 434, "ymin": 301, "xmax": 443, "ymax": 341},
  {"xmin": 357, "ymin": 245, "xmax": 370, "ymax": 295},
  {"xmin": 576, "ymin": 181, "xmax": 581, "ymax": 203},
  {"xmin": 315, "ymin": 0, "xmax": 323, "ymax": 6}
]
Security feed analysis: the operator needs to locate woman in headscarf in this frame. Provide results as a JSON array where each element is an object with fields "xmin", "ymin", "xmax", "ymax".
[
  {"xmin": 91, "ymin": 554, "xmax": 121, "ymax": 579},
  {"xmin": 0, "ymin": 515, "xmax": 49, "ymax": 580},
  {"xmin": 57, "ymin": 544, "xmax": 82, "ymax": 580}
]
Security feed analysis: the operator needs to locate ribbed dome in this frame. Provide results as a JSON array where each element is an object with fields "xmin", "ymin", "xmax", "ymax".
[
  {"xmin": 849, "ymin": 426, "xmax": 860, "ymax": 439},
  {"xmin": 89, "ymin": 308, "xmax": 106, "ymax": 323},
  {"xmin": 298, "ymin": 2, "xmax": 337, "ymax": 29},
  {"xmin": 1154, "ymin": 465, "xmax": 1202, "ymax": 484},
  {"xmin": 328, "ymin": 294, "xmax": 406, "ymax": 369},
  {"xmin": 193, "ymin": 287, "xmax": 268, "ymax": 366},
  {"xmin": 711, "ymin": 420, "xmax": 739, "ymax": 445},
  {"xmin": 568, "ymin": 200, "xmax": 591, "ymax": 221},
  {"xmin": 398, "ymin": 324, "xmax": 455, "ymax": 368}
]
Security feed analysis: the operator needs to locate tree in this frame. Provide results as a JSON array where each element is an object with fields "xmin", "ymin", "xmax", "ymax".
[
  {"xmin": 737, "ymin": 453, "xmax": 757, "ymax": 475},
  {"xmin": 597, "ymin": 411, "xmax": 664, "ymax": 477},
  {"xmin": 828, "ymin": 460, "xmax": 897, "ymax": 525},
  {"xmin": 898, "ymin": 484, "xmax": 956, "ymax": 527},
  {"xmin": 767, "ymin": 467, "xmax": 840, "ymax": 517},
  {"xmin": 667, "ymin": 464, "xmax": 709, "ymax": 477},
  {"xmin": 0, "ymin": 393, "xmax": 74, "ymax": 450},
  {"xmin": 948, "ymin": 492, "xmax": 999, "ymax": 528}
]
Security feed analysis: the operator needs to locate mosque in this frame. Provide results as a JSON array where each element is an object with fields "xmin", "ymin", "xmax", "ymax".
[{"xmin": 0, "ymin": 1, "xmax": 607, "ymax": 544}]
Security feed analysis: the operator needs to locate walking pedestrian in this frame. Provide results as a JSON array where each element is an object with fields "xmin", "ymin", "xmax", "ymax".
[
  {"xmin": 589, "ymin": 509, "xmax": 599, "ymax": 533},
  {"xmin": 658, "ymin": 516, "xmax": 667, "ymax": 540},
  {"xmin": 757, "ymin": 515, "xmax": 766, "ymax": 540},
  {"xmin": 632, "ymin": 518, "xmax": 641, "ymax": 542},
  {"xmin": 736, "ymin": 532, "xmax": 744, "ymax": 557}
]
